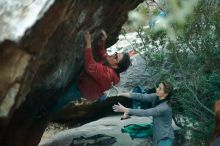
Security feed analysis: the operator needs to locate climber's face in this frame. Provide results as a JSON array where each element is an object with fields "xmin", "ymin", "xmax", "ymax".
[
  {"xmin": 107, "ymin": 52, "xmax": 123, "ymax": 69},
  {"xmin": 113, "ymin": 52, "xmax": 124, "ymax": 63}
]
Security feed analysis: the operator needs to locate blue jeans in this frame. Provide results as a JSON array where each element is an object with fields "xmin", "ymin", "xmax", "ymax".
[
  {"xmin": 132, "ymin": 86, "xmax": 154, "ymax": 109},
  {"xmin": 98, "ymin": 94, "xmax": 107, "ymax": 102},
  {"xmin": 157, "ymin": 138, "xmax": 174, "ymax": 146},
  {"xmin": 51, "ymin": 83, "xmax": 81, "ymax": 114}
]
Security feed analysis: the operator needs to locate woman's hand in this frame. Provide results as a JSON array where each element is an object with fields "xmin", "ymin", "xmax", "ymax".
[
  {"xmin": 97, "ymin": 30, "xmax": 107, "ymax": 46},
  {"xmin": 113, "ymin": 102, "xmax": 129, "ymax": 113},
  {"xmin": 100, "ymin": 30, "xmax": 107, "ymax": 41}
]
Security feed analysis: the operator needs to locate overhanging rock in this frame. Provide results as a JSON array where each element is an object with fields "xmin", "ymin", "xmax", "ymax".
[{"xmin": 0, "ymin": 0, "xmax": 144, "ymax": 146}]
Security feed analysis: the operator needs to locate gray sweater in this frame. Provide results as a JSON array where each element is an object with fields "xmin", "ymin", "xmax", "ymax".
[{"xmin": 128, "ymin": 93, "xmax": 174, "ymax": 146}]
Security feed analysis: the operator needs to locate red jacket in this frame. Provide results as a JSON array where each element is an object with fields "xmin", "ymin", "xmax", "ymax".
[{"xmin": 78, "ymin": 45, "xmax": 119, "ymax": 101}]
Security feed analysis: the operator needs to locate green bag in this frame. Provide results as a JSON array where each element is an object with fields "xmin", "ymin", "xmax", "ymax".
[{"xmin": 121, "ymin": 123, "xmax": 153, "ymax": 139}]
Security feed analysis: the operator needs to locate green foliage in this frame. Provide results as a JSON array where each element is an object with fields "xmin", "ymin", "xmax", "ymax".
[{"xmin": 122, "ymin": 0, "xmax": 220, "ymax": 145}]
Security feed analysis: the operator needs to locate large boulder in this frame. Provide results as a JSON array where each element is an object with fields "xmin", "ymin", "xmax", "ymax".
[{"xmin": 0, "ymin": 0, "xmax": 144, "ymax": 146}]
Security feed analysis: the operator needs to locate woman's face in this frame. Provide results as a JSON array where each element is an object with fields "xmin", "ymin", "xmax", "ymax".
[
  {"xmin": 107, "ymin": 52, "xmax": 123, "ymax": 69},
  {"xmin": 156, "ymin": 83, "xmax": 168, "ymax": 98}
]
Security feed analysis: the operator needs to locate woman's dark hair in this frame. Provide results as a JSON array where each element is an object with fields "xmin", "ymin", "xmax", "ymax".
[
  {"xmin": 114, "ymin": 53, "xmax": 131, "ymax": 75},
  {"xmin": 211, "ymin": 100, "xmax": 220, "ymax": 146},
  {"xmin": 161, "ymin": 81, "xmax": 174, "ymax": 100}
]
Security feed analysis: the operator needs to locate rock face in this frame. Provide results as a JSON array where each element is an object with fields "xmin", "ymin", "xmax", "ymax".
[
  {"xmin": 0, "ymin": 0, "xmax": 144, "ymax": 146},
  {"xmin": 39, "ymin": 115, "xmax": 154, "ymax": 146}
]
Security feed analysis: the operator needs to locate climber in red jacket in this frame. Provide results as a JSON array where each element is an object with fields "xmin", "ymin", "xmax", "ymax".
[
  {"xmin": 78, "ymin": 31, "xmax": 131, "ymax": 101},
  {"xmin": 52, "ymin": 30, "xmax": 131, "ymax": 113}
]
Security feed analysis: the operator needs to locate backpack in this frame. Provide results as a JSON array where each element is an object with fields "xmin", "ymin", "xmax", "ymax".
[
  {"xmin": 121, "ymin": 123, "xmax": 153, "ymax": 140},
  {"xmin": 70, "ymin": 134, "xmax": 117, "ymax": 146}
]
